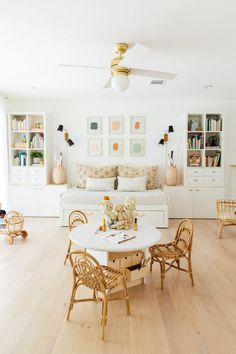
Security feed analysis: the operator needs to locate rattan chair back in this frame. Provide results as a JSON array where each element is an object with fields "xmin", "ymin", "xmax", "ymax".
[
  {"xmin": 216, "ymin": 200, "xmax": 236, "ymax": 222},
  {"xmin": 175, "ymin": 219, "xmax": 193, "ymax": 255},
  {"xmin": 68, "ymin": 210, "xmax": 88, "ymax": 231},
  {"xmin": 69, "ymin": 250, "xmax": 106, "ymax": 292}
]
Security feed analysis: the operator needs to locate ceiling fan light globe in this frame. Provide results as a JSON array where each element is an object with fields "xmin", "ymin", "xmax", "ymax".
[{"xmin": 111, "ymin": 74, "xmax": 129, "ymax": 92}]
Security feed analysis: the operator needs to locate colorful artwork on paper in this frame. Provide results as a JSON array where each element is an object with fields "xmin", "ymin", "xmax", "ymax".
[
  {"xmin": 130, "ymin": 139, "xmax": 145, "ymax": 156},
  {"xmin": 87, "ymin": 116, "xmax": 102, "ymax": 135},
  {"xmin": 109, "ymin": 139, "xmax": 124, "ymax": 157},
  {"xmin": 88, "ymin": 139, "xmax": 102, "ymax": 156},
  {"xmin": 131, "ymin": 116, "xmax": 145, "ymax": 134},
  {"xmin": 109, "ymin": 116, "xmax": 124, "ymax": 134}
]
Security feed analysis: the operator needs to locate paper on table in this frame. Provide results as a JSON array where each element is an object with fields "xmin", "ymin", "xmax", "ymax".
[{"xmin": 95, "ymin": 229, "xmax": 136, "ymax": 244}]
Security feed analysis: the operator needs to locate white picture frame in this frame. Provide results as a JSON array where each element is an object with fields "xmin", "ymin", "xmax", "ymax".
[
  {"xmin": 130, "ymin": 138, "xmax": 145, "ymax": 156},
  {"xmin": 88, "ymin": 139, "xmax": 102, "ymax": 156},
  {"xmin": 109, "ymin": 138, "xmax": 124, "ymax": 157},
  {"xmin": 87, "ymin": 116, "xmax": 102, "ymax": 135},
  {"xmin": 130, "ymin": 116, "xmax": 146, "ymax": 134},
  {"xmin": 109, "ymin": 116, "xmax": 124, "ymax": 134}
]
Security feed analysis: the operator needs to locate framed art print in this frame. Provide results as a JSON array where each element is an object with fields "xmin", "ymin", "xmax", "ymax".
[
  {"xmin": 109, "ymin": 116, "xmax": 124, "ymax": 134},
  {"xmin": 109, "ymin": 138, "xmax": 124, "ymax": 157},
  {"xmin": 87, "ymin": 116, "xmax": 102, "ymax": 135},
  {"xmin": 131, "ymin": 116, "xmax": 145, "ymax": 134},
  {"xmin": 130, "ymin": 139, "xmax": 145, "ymax": 156},
  {"xmin": 88, "ymin": 139, "xmax": 102, "ymax": 156}
]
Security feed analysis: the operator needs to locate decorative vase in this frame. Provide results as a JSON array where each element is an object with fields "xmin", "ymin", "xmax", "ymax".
[
  {"xmin": 165, "ymin": 166, "xmax": 178, "ymax": 186},
  {"xmin": 52, "ymin": 165, "xmax": 67, "ymax": 184}
]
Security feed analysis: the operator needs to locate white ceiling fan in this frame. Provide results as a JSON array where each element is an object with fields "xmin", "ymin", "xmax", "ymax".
[{"xmin": 58, "ymin": 43, "xmax": 177, "ymax": 92}]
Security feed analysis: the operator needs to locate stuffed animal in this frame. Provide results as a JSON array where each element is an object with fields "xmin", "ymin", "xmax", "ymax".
[
  {"xmin": 124, "ymin": 196, "xmax": 137, "ymax": 227},
  {"xmin": 98, "ymin": 196, "xmax": 117, "ymax": 226},
  {"xmin": 111, "ymin": 204, "xmax": 130, "ymax": 230}
]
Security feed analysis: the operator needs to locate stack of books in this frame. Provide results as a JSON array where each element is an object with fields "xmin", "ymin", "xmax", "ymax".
[
  {"xmin": 207, "ymin": 118, "xmax": 222, "ymax": 131},
  {"xmin": 188, "ymin": 134, "xmax": 203, "ymax": 149}
]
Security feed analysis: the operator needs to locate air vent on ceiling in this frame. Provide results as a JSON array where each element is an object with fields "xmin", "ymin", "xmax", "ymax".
[{"xmin": 150, "ymin": 79, "xmax": 166, "ymax": 85}]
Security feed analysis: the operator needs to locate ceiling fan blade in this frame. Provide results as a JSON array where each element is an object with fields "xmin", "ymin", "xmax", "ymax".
[
  {"xmin": 58, "ymin": 64, "xmax": 109, "ymax": 70},
  {"xmin": 130, "ymin": 68, "xmax": 177, "ymax": 80},
  {"xmin": 120, "ymin": 43, "xmax": 150, "ymax": 66},
  {"xmin": 103, "ymin": 77, "xmax": 112, "ymax": 88}
]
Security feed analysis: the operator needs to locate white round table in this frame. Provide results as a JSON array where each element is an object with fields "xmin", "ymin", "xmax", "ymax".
[{"xmin": 70, "ymin": 222, "xmax": 161, "ymax": 252}]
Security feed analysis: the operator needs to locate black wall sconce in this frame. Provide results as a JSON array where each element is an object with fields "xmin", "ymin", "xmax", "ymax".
[
  {"xmin": 57, "ymin": 125, "xmax": 75, "ymax": 146},
  {"xmin": 158, "ymin": 125, "xmax": 174, "ymax": 145}
]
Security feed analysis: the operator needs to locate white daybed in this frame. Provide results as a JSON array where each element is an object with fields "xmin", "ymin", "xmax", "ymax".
[{"xmin": 60, "ymin": 188, "xmax": 169, "ymax": 228}]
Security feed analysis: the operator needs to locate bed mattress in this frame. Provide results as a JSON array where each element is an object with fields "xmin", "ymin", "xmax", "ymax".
[{"xmin": 60, "ymin": 188, "xmax": 168, "ymax": 206}]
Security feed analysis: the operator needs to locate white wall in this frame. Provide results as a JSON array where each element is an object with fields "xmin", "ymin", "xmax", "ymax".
[{"xmin": 7, "ymin": 99, "xmax": 236, "ymax": 197}]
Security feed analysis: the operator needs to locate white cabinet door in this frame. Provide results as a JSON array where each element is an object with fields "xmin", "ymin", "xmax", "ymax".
[
  {"xmin": 37, "ymin": 185, "xmax": 67, "ymax": 217},
  {"xmin": 194, "ymin": 188, "xmax": 224, "ymax": 218},
  {"xmin": 8, "ymin": 186, "xmax": 38, "ymax": 216},
  {"xmin": 168, "ymin": 187, "xmax": 194, "ymax": 218}
]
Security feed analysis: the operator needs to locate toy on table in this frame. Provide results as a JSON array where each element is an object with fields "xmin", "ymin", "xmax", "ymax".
[
  {"xmin": 3, "ymin": 211, "xmax": 28, "ymax": 245},
  {"xmin": 123, "ymin": 196, "xmax": 137, "ymax": 227},
  {"xmin": 98, "ymin": 196, "xmax": 117, "ymax": 227},
  {"xmin": 98, "ymin": 196, "xmax": 137, "ymax": 231},
  {"xmin": 110, "ymin": 204, "xmax": 130, "ymax": 230}
]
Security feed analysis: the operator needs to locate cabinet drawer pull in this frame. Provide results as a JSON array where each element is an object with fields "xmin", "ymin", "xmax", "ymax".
[
  {"xmin": 189, "ymin": 189, "xmax": 193, "ymax": 191},
  {"xmin": 196, "ymin": 189, "xmax": 199, "ymax": 191},
  {"xmin": 194, "ymin": 179, "xmax": 198, "ymax": 182}
]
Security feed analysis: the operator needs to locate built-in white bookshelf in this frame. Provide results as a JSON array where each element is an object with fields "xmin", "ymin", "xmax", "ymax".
[
  {"xmin": 184, "ymin": 113, "xmax": 224, "ymax": 186},
  {"xmin": 8, "ymin": 113, "xmax": 49, "ymax": 185}
]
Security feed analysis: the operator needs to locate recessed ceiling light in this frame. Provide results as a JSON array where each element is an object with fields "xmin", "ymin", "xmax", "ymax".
[{"xmin": 204, "ymin": 84, "xmax": 213, "ymax": 89}]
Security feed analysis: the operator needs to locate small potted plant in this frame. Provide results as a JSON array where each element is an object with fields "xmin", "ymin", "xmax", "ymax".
[{"xmin": 31, "ymin": 151, "xmax": 43, "ymax": 165}]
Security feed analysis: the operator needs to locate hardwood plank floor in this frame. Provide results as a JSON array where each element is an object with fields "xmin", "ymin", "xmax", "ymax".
[{"xmin": 0, "ymin": 218, "xmax": 235, "ymax": 354}]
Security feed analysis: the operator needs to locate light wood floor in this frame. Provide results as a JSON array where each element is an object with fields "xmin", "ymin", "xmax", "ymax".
[{"xmin": 0, "ymin": 218, "xmax": 235, "ymax": 354}]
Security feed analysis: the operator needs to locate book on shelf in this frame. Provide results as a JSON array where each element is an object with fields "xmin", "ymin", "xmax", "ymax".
[
  {"xmin": 205, "ymin": 152, "xmax": 221, "ymax": 167},
  {"xmin": 207, "ymin": 118, "xmax": 222, "ymax": 131},
  {"xmin": 187, "ymin": 134, "xmax": 203, "ymax": 149},
  {"xmin": 95, "ymin": 229, "xmax": 136, "ymax": 244}
]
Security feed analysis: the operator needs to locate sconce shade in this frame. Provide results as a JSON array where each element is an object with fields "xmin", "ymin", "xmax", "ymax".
[
  {"xmin": 168, "ymin": 125, "xmax": 174, "ymax": 133},
  {"xmin": 67, "ymin": 139, "xmax": 74, "ymax": 147},
  {"xmin": 159, "ymin": 138, "xmax": 165, "ymax": 145},
  {"xmin": 57, "ymin": 124, "xmax": 63, "ymax": 132}
]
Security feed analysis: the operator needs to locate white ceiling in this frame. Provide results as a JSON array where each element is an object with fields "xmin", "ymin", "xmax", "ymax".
[{"xmin": 1, "ymin": 0, "xmax": 236, "ymax": 100}]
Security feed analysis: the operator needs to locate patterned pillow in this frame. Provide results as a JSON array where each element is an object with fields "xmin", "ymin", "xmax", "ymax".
[
  {"xmin": 118, "ymin": 165, "xmax": 158, "ymax": 190},
  {"xmin": 76, "ymin": 164, "xmax": 118, "ymax": 188}
]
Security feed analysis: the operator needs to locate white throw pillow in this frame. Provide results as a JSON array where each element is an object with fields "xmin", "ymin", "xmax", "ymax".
[
  {"xmin": 85, "ymin": 177, "xmax": 116, "ymax": 191},
  {"xmin": 117, "ymin": 176, "xmax": 147, "ymax": 192}
]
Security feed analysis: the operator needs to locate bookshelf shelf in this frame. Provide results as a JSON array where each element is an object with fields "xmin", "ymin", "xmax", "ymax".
[
  {"xmin": 8, "ymin": 113, "xmax": 48, "ymax": 185},
  {"xmin": 185, "ymin": 113, "xmax": 224, "ymax": 186}
]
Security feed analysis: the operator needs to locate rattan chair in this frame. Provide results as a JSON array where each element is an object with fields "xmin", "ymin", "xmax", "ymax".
[
  {"xmin": 67, "ymin": 250, "xmax": 130, "ymax": 340},
  {"xmin": 216, "ymin": 200, "xmax": 236, "ymax": 238},
  {"xmin": 149, "ymin": 219, "xmax": 194, "ymax": 289},
  {"xmin": 64, "ymin": 210, "xmax": 88, "ymax": 265}
]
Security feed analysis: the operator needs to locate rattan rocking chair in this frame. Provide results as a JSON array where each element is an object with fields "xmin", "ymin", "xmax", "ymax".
[
  {"xmin": 149, "ymin": 219, "xmax": 194, "ymax": 289},
  {"xmin": 64, "ymin": 210, "xmax": 88, "ymax": 265},
  {"xmin": 216, "ymin": 200, "xmax": 236, "ymax": 238},
  {"xmin": 67, "ymin": 250, "xmax": 130, "ymax": 340}
]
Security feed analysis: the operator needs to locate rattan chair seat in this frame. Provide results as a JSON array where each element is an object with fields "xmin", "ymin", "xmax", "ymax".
[
  {"xmin": 100, "ymin": 266, "xmax": 125, "ymax": 290},
  {"xmin": 149, "ymin": 243, "xmax": 183, "ymax": 259}
]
